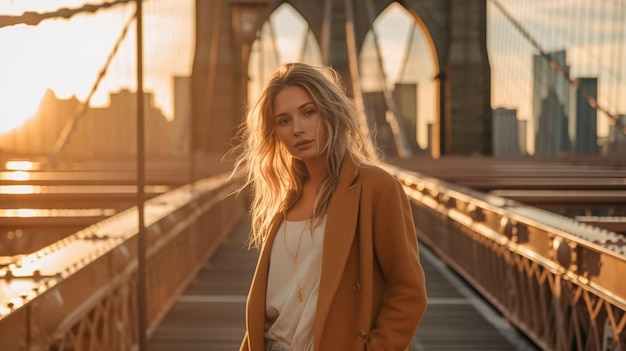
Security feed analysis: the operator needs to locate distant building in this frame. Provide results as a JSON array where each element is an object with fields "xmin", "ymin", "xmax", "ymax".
[
  {"xmin": 532, "ymin": 50, "xmax": 572, "ymax": 156},
  {"xmin": 0, "ymin": 86, "xmax": 190, "ymax": 160},
  {"xmin": 66, "ymin": 89, "xmax": 184, "ymax": 159},
  {"xmin": 535, "ymin": 89, "xmax": 571, "ymax": 156},
  {"xmin": 492, "ymin": 107, "xmax": 520, "ymax": 157},
  {"xmin": 531, "ymin": 50, "xmax": 600, "ymax": 157},
  {"xmin": 573, "ymin": 77, "xmax": 599, "ymax": 155}
]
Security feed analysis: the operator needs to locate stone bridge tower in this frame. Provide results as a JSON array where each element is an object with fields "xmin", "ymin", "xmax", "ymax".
[{"xmin": 192, "ymin": 0, "xmax": 491, "ymax": 157}]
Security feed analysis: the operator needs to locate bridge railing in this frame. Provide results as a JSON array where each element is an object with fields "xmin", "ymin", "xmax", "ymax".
[
  {"xmin": 386, "ymin": 165, "xmax": 626, "ymax": 351},
  {"xmin": 0, "ymin": 173, "xmax": 244, "ymax": 350}
]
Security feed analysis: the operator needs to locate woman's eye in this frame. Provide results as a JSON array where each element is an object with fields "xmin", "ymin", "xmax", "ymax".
[
  {"xmin": 278, "ymin": 118, "xmax": 290, "ymax": 125},
  {"xmin": 303, "ymin": 109, "xmax": 315, "ymax": 117}
]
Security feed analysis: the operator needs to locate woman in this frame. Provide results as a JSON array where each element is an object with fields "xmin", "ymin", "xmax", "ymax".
[{"xmin": 232, "ymin": 62, "xmax": 427, "ymax": 351}]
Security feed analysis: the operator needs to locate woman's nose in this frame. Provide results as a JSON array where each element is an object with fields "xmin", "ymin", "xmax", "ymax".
[{"xmin": 292, "ymin": 119, "xmax": 304, "ymax": 135}]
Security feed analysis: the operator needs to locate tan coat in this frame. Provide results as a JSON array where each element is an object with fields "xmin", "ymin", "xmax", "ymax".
[{"xmin": 240, "ymin": 157, "xmax": 427, "ymax": 351}]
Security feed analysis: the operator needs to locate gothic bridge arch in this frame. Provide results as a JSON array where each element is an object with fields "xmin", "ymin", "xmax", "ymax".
[{"xmin": 192, "ymin": 0, "xmax": 491, "ymax": 157}]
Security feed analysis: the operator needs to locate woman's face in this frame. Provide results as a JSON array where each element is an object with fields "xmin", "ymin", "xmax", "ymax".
[{"xmin": 272, "ymin": 85, "xmax": 328, "ymax": 161}]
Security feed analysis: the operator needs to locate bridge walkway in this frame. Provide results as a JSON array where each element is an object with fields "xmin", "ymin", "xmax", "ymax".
[{"xmin": 148, "ymin": 215, "xmax": 538, "ymax": 351}]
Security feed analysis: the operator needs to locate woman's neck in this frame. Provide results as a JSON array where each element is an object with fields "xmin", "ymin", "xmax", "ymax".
[
  {"xmin": 303, "ymin": 157, "xmax": 328, "ymax": 186},
  {"xmin": 287, "ymin": 159, "xmax": 326, "ymax": 220}
]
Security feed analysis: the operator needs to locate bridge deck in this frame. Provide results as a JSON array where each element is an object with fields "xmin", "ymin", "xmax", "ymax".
[{"xmin": 148, "ymin": 215, "xmax": 537, "ymax": 351}]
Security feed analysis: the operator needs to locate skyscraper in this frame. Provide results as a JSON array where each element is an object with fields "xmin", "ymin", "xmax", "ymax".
[
  {"xmin": 573, "ymin": 78, "xmax": 599, "ymax": 155},
  {"xmin": 492, "ymin": 107, "xmax": 520, "ymax": 157},
  {"xmin": 535, "ymin": 89, "xmax": 571, "ymax": 156},
  {"xmin": 532, "ymin": 50, "xmax": 572, "ymax": 156}
]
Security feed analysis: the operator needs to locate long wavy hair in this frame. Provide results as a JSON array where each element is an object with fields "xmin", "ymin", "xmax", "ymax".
[{"xmin": 231, "ymin": 62, "xmax": 377, "ymax": 248}]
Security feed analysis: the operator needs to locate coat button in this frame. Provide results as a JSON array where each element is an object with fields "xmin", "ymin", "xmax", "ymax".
[
  {"xmin": 352, "ymin": 283, "xmax": 361, "ymax": 292},
  {"xmin": 356, "ymin": 330, "xmax": 368, "ymax": 341}
]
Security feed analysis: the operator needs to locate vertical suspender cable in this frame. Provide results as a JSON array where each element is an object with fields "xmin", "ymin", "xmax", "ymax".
[
  {"xmin": 396, "ymin": 24, "xmax": 416, "ymax": 83},
  {"xmin": 615, "ymin": 1, "xmax": 626, "ymax": 111},
  {"xmin": 575, "ymin": 0, "xmax": 583, "ymax": 79},
  {"xmin": 583, "ymin": 1, "xmax": 591, "ymax": 77},
  {"xmin": 363, "ymin": 0, "xmax": 412, "ymax": 157},
  {"xmin": 608, "ymin": 0, "xmax": 622, "ymax": 116},
  {"xmin": 135, "ymin": 0, "xmax": 147, "ymax": 350},
  {"xmin": 268, "ymin": 20, "xmax": 281, "ymax": 65},
  {"xmin": 259, "ymin": 25, "xmax": 265, "ymax": 94},
  {"xmin": 298, "ymin": 25, "xmax": 310, "ymax": 63},
  {"xmin": 344, "ymin": 0, "xmax": 377, "ymax": 158},
  {"xmin": 600, "ymin": 0, "xmax": 608, "ymax": 122},
  {"xmin": 505, "ymin": 1, "xmax": 517, "ymax": 114},
  {"xmin": 206, "ymin": 0, "xmax": 224, "ymax": 116},
  {"xmin": 321, "ymin": 0, "xmax": 333, "ymax": 65}
]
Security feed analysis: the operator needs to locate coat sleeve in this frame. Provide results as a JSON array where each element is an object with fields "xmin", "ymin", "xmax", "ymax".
[{"xmin": 368, "ymin": 176, "xmax": 427, "ymax": 350}]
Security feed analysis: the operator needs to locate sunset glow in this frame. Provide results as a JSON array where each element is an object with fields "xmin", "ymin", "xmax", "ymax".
[
  {"xmin": 0, "ymin": 0, "xmax": 135, "ymax": 133},
  {"xmin": 6, "ymin": 208, "xmax": 38, "ymax": 217},
  {"xmin": 5, "ymin": 161, "xmax": 36, "ymax": 171},
  {"xmin": 0, "ymin": 0, "xmax": 194, "ymax": 134},
  {"xmin": 0, "ymin": 185, "xmax": 37, "ymax": 194},
  {"xmin": 1, "ymin": 171, "xmax": 31, "ymax": 181}
]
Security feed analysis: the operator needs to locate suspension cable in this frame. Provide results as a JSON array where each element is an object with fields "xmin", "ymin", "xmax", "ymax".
[
  {"xmin": 49, "ymin": 12, "xmax": 136, "ymax": 164},
  {"xmin": 0, "ymin": 0, "xmax": 136, "ymax": 29},
  {"xmin": 397, "ymin": 23, "xmax": 416, "ymax": 83}
]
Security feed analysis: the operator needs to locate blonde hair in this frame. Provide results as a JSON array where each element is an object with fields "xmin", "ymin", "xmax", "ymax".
[{"xmin": 231, "ymin": 62, "xmax": 377, "ymax": 248}]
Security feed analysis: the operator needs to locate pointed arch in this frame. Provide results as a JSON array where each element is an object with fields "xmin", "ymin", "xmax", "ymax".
[
  {"xmin": 359, "ymin": 2, "xmax": 438, "ymax": 153},
  {"xmin": 247, "ymin": 3, "xmax": 323, "ymax": 106}
]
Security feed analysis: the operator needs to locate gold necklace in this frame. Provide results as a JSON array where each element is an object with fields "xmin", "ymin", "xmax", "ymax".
[{"xmin": 282, "ymin": 214, "xmax": 308, "ymax": 303}]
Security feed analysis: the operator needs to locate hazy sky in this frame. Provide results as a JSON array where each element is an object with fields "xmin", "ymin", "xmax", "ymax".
[{"xmin": 0, "ymin": 0, "xmax": 194, "ymax": 132}]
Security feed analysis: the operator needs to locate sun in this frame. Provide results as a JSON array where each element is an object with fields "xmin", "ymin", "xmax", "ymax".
[
  {"xmin": 0, "ymin": 1, "xmax": 50, "ymax": 134},
  {"xmin": 0, "ymin": 0, "xmax": 116, "ymax": 135},
  {"xmin": 0, "ymin": 85, "xmax": 46, "ymax": 134},
  {"xmin": 0, "ymin": 1, "xmax": 196, "ymax": 137}
]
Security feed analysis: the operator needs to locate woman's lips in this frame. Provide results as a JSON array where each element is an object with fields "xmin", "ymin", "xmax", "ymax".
[{"xmin": 294, "ymin": 140, "xmax": 314, "ymax": 149}]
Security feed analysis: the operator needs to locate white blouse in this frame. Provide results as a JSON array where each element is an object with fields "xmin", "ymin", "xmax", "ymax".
[{"xmin": 265, "ymin": 217, "xmax": 326, "ymax": 351}]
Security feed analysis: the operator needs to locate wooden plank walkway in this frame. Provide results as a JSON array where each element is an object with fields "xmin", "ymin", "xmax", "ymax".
[
  {"xmin": 148, "ymin": 216, "xmax": 257, "ymax": 351},
  {"xmin": 148, "ymin": 215, "xmax": 538, "ymax": 350}
]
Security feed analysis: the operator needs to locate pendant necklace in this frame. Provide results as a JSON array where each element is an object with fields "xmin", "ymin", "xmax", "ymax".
[{"xmin": 283, "ymin": 214, "xmax": 307, "ymax": 303}]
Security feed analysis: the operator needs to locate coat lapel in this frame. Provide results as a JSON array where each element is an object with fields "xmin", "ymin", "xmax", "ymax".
[
  {"xmin": 314, "ymin": 156, "xmax": 361, "ymax": 348},
  {"xmin": 247, "ymin": 213, "xmax": 283, "ymax": 350}
]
